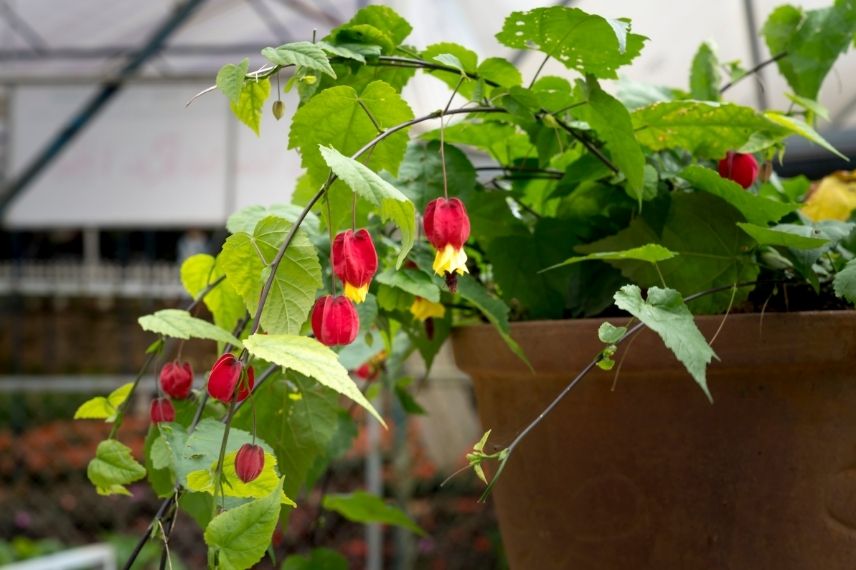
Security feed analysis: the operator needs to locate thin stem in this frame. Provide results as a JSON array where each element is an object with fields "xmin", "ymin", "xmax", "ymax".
[
  {"xmin": 213, "ymin": 397, "xmax": 239, "ymax": 513},
  {"xmin": 233, "ymin": 364, "xmax": 278, "ymax": 415},
  {"xmin": 528, "ymin": 54, "xmax": 550, "ymax": 89},
  {"xmin": 439, "ymin": 77, "xmax": 466, "ymax": 199},
  {"xmin": 324, "ymin": 193, "xmax": 338, "ymax": 296},
  {"xmin": 720, "ymin": 52, "xmax": 787, "ymax": 94},
  {"xmin": 357, "ymin": 100, "xmax": 384, "ymax": 134},
  {"xmin": 550, "ymin": 114, "xmax": 619, "ymax": 174}
]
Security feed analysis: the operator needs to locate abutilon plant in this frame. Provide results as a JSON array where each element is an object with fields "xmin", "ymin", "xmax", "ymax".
[
  {"xmin": 235, "ymin": 443, "xmax": 265, "ymax": 483},
  {"xmin": 311, "ymin": 295, "xmax": 360, "ymax": 346},
  {"xmin": 159, "ymin": 360, "xmax": 193, "ymax": 400},
  {"xmin": 332, "ymin": 229, "xmax": 378, "ymax": 303},
  {"xmin": 718, "ymin": 151, "xmax": 759, "ymax": 189},
  {"xmin": 150, "ymin": 397, "xmax": 175, "ymax": 423},
  {"xmin": 207, "ymin": 353, "xmax": 254, "ymax": 403},
  {"xmin": 423, "ymin": 197, "xmax": 471, "ymax": 291}
]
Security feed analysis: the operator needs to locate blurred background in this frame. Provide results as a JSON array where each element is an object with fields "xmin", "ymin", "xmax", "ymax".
[{"xmin": 0, "ymin": 0, "xmax": 854, "ymax": 568}]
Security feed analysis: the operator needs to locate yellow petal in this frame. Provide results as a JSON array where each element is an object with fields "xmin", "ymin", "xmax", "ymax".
[
  {"xmin": 344, "ymin": 282, "xmax": 369, "ymax": 303},
  {"xmin": 409, "ymin": 297, "xmax": 446, "ymax": 321},
  {"xmin": 432, "ymin": 244, "xmax": 469, "ymax": 276},
  {"xmin": 802, "ymin": 170, "xmax": 856, "ymax": 222}
]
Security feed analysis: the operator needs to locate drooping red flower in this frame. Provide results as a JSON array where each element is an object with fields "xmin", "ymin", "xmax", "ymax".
[
  {"xmin": 423, "ymin": 197, "xmax": 470, "ymax": 289},
  {"xmin": 207, "ymin": 353, "xmax": 254, "ymax": 403},
  {"xmin": 235, "ymin": 443, "xmax": 265, "ymax": 483},
  {"xmin": 311, "ymin": 295, "xmax": 359, "ymax": 347},
  {"xmin": 718, "ymin": 151, "xmax": 759, "ymax": 189},
  {"xmin": 355, "ymin": 363, "xmax": 378, "ymax": 381},
  {"xmin": 150, "ymin": 397, "xmax": 175, "ymax": 423},
  {"xmin": 333, "ymin": 229, "xmax": 378, "ymax": 304},
  {"xmin": 159, "ymin": 361, "xmax": 193, "ymax": 400}
]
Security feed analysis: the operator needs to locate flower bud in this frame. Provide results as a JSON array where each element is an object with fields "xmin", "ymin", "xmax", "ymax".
[
  {"xmin": 207, "ymin": 354, "xmax": 255, "ymax": 403},
  {"xmin": 159, "ymin": 361, "xmax": 193, "ymax": 400},
  {"xmin": 150, "ymin": 397, "xmax": 175, "ymax": 423},
  {"xmin": 410, "ymin": 297, "xmax": 446, "ymax": 322},
  {"xmin": 355, "ymin": 363, "xmax": 378, "ymax": 381},
  {"xmin": 423, "ymin": 197, "xmax": 470, "ymax": 278},
  {"xmin": 272, "ymin": 100, "xmax": 285, "ymax": 120},
  {"xmin": 718, "ymin": 151, "xmax": 758, "ymax": 189},
  {"xmin": 332, "ymin": 229, "xmax": 378, "ymax": 303},
  {"xmin": 235, "ymin": 443, "xmax": 265, "ymax": 483},
  {"xmin": 311, "ymin": 295, "xmax": 359, "ymax": 347}
]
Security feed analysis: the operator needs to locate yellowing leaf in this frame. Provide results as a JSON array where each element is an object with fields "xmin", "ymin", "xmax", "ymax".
[
  {"xmin": 186, "ymin": 451, "xmax": 295, "ymax": 506},
  {"xmin": 802, "ymin": 170, "xmax": 856, "ymax": 222},
  {"xmin": 74, "ymin": 383, "xmax": 133, "ymax": 422}
]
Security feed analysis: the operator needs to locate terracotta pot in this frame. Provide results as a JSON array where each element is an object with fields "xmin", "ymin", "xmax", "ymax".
[{"xmin": 452, "ymin": 311, "xmax": 856, "ymax": 569}]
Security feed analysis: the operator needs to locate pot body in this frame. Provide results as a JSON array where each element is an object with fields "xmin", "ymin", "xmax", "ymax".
[{"xmin": 452, "ymin": 311, "xmax": 856, "ymax": 570}]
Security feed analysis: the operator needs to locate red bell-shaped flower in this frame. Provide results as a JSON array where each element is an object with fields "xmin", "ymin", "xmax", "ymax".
[
  {"xmin": 159, "ymin": 361, "xmax": 193, "ymax": 400},
  {"xmin": 311, "ymin": 295, "xmax": 359, "ymax": 347},
  {"xmin": 207, "ymin": 353, "xmax": 255, "ymax": 403},
  {"xmin": 718, "ymin": 151, "xmax": 759, "ymax": 189},
  {"xmin": 235, "ymin": 443, "xmax": 265, "ymax": 483},
  {"xmin": 423, "ymin": 197, "xmax": 470, "ymax": 283},
  {"xmin": 150, "ymin": 397, "xmax": 175, "ymax": 423},
  {"xmin": 332, "ymin": 229, "xmax": 378, "ymax": 304}
]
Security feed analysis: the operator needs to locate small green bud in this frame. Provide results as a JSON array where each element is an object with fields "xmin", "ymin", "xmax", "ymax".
[
  {"xmin": 272, "ymin": 100, "xmax": 285, "ymax": 120},
  {"xmin": 301, "ymin": 74, "xmax": 317, "ymax": 85}
]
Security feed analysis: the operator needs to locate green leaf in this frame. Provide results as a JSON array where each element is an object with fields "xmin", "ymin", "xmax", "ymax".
[
  {"xmin": 421, "ymin": 121, "xmax": 532, "ymax": 164},
  {"xmin": 322, "ymin": 491, "xmax": 426, "ymax": 536},
  {"xmin": 679, "ymin": 165, "xmax": 797, "ymax": 224},
  {"xmin": 834, "ymin": 259, "xmax": 856, "ymax": 303},
  {"xmin": 762, "ymin": 2, "xmax": 856, "ymax": 99},
  {"xmin": 582, "ymin": 76, "xmax": 645, "ymax": 199},
  {"xmin": 243, "ymin": 334, "xmax": 384, "ymax": 426},
  {"xmin": 317, "ymin": 41, "xmax": 379, "ymax": 64},
  {"xmin": 631, "ymin": 101, "xmax": 784, "ymax": 159},
  {"xmin": 186, "ymin": 450, "xmax": 295, "ymax": 506},
  {"xmin": 737, "ymin": 222, "xmax": 831, "ymax": 248},
  {"xmin": 289, "ymin": 81, "xmax": 414, "ymax": 188},
  {"xmin": 87, "ymin": 440, "xmax": 146, "ymax": 496},
  {"xmin": 319, "ymin": 145, "xmax": 416, "ymax": 267},
  {"xmin": 219, "ymin": 216, "xmax": 322, "ymax": 335},
  {"xmin": 204, "ymin": 477, "xmax": 284, "ymax": 570},
  {"xmin": 614, "ymin": 285, "xmax": 717, "ymax": 401},
  {"xmin": 230, "ymin": 78, "xmax": 271, "ymax": 136},
  {"xmin": 455, "ymin": 275, "xmax": 529, "ymax": 369},
  {"xmin": 543, "ymin": 244, "xmax": 676, "ymax": 272},
  {"xmin": 180, "ymin": 254, "xmax": 246, "ymax": 334},
  {"xmin": 282, "ymin": 548, "xmax": 348, "ymax": 570},
  {"xmin": 216, "ymin": 59, "xmax": 248, "ymax": 104},
  {"xmin": 478, "ymin": 57, "xmax": 522, "ymax": 88},
  {"xmin": 375, "ymin": 268, "xmax": 441, "ymax": 302},
  {"xmin": 226, "ymin": 204, "xmax": 320, "ymax": 237},
  {"xmin": 785, "ymin": 93, "xmax": 830, "ymax": 120},
  {"xmin": 689, "ymin": 42, "xmax": 721, "ymax": 101},
  {"xmin": 261, "ymin": 42, "xmax": 336, "ymax": 78},
  {"xmin": 496, "ymin": 7, "xmax": 646, "ymax": 79},
  {"xmin": 396, "ymin": 141, "xmax": 476, "ymax": 212},
  {"xmin": 74, "ymin": 383, "xmax": 133, "ymax": 421},
  {"xmin": 432, "ymin": 53, "xmax": 466, "ymax": 74},
  {"xmin": 598, "ymin": 322, "xmax": 627, "ymax": 344},
  {"xmin": 763, "ymin": 112, "xmax": 846, "ymax": 159},
  {"xmin": 138, "ymin": 309, "xmax": 241, "ymax": 347},
  {"xmin": 342, "ymin": 5, "xmax": 412, "ymax": 45}
]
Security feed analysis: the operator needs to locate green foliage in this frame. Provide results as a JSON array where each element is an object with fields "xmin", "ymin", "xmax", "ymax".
[
  {"xmin": 456, "ymin": 275, "xmax": 528, "ymax": 367},
  {"xmin": 243, "ymin": 333, "xmax": 384, "ymax": 425},
  {"xmin": 261, "ymin": 42, "xmax": 336, "ymax": 78},
  {"xmin": 545, "ymin": 244, "xmax": 677, "ymax": 271},
  {"xmin": 322, "ymin": 491, "xmax": 426, "ymax": 536},
  {"xmin": 689, "ymin": 42, "xmax": 721, "ymax": 100},
  {"xmin": 496, "ymin": 7, "xmax": 646, "ymax": 78},
  {"xmin": 598, "ymin": 322, "xmax": 627, "ymax": 344},
  {"xmin": 282, "ymin": 548, "xmax": 348, "ymax": 570},
  {"xmin": 216, "ymin": 59, "xmax": 249, "ymax": 104},
  {"xmin": 230, "ymin": 78, "xmax": 271, "ymax": 136},
  {"xmin": 614, "ymin": 285, "xmax": 717, "ymax": 401},
  {"xmin": 186, "ymin": 450, "xmax": 295, "ymax": 506},
  {"xmin": 138, "ymin": 309, "xmax": 243, "ymax": 347},
  {"xmin": 375, "ymin": 268, "xmax": 441, "ymax": 302},
  {"xmin": 87, "ymin": 440, "xmax": 147, "ymax": 496},
  {"xmin": 833, "ymin": 259, "xmax": 856, "ymax": 303},
  {"xmin": 738, "ymin": 222, "xmax": 831, "ymax": 248},
  {"xmin": 204, "ymin": 478, "xmax": 284, "ymax": 570},
  {"xmin": 396, "ymin": 141, "xmax": 477, "ymax": 212},
  {"xmin": 181, "ymin": 254, "xmax": 247, "ymax": 334},
  {"xmin": 74, "ymin": 383, "xmax": 132, "ymax": 421},
  {"xmin": 220, "ymin": 216, "xmax": 322, "ymax": 335}
]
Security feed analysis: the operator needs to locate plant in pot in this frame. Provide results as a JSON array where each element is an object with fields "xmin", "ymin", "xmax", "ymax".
[{"xmin": 73, "ymin": 1, "xmax": 856, "ymax": 568}]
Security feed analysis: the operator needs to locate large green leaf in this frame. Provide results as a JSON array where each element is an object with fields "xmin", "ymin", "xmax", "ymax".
[
  {"xmin": 204, "ymin": 478, "xmax": 284, "ymax": 570},
  {"xmin": 762, "ymin": 1, "xmax": 856, "ymax": 99},
  {"xmin": 582, "ymin": 77, "xmax": 645, "ymax": 200},
  {"xmin": 496, "ymin": 7, "xmax": 646, "ymax": 79},
  {"xmin": 74, "ymin": 383, "xmax": 133, "ymax": 422},
  {"xmin": 614, "ymin": 285, "xmax": 717, "ymax": 400},
  {"xmin": 679, "ymin": 165, "xmax": 797, "ymax": 224},
  {"xmin": 337, "ymin": 5, "xmax": 412, "ymax": 45},
  {"xmin": 288, "ymin": 81, "xmax": 414, "ymax": 187},
  {"xmin": 322, "ymin": 491, "xmax": 426, "ymax": 536},
  {"xmin": 632, "ymin": 101, "xmax": 783, "ymax": 158},
  {"xmin": 319, "ymin": 145, "xmax": 416, "ymax": 267},
  {"xmin": 421, "ymin": 121, "xmax": 533, "ymax": 164},
  {"xmin": 87, "ymin": 440, "xmax": 146, "ymax": 496},
  {"xmin": 395, "ymin": 141, "xmax": 477, "ymax": 212},
  {"xmin": 737, "ymin": 222, "xmax": 831, "ymax": 248},
  {"xmin": 580, "ymin": 193, "xmax": 759, "ymax": 313},
  {"xmin": 138, "ymin": 309, "xmax": 242, "ymax": 347},
  {"xmin": 225, "ymin": 204, "xmax": 319, "ymax": 237},
  {"xmin": 763, "ymin": 112, "xmax": 846, "ymax": 159},
  {"xmin": 219, "ymin": 216, "xmax": 322, "ymax": 335},
  {"xmin": 282, "ymin": 549, "xmax": 348, "ymax": 570},
  {"xmin": 544, "ymin": 244, "xmax": 676, "ymax": 272},
  {"xmin": 834, "ymin": 259, "xmax": 856, "ymax": 303},
  {"xmin": 181, "ymin": 254, "xmax": 246, "ymax": 334},
  {"xmin": 261, "ymin": 42, "xmax": 336, "ymax": 78},
  {"xmin": 230, "ymin": 78, "xmax": 271, "ymax": 136},
  {"xmin": 689, "ymin": 42, "xmax": 720, "ymax": 101},
  {"xmin": 375, "ymin": 268, "xmax": 441, "ymax": 302},
  {"xmin": 216, "ymin": 59, "xmax": 248, "ymax": 104},
  {"xmin": 243, "ymin": 334, "xmax": 384, "ymax": 425}
]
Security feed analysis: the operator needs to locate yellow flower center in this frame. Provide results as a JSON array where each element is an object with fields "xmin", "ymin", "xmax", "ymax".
[
  {"xmin": 343, "ymin": 282, "xmax": 370, "ymax": 303},
  {"xmin": 409, "ymin": 297, "xmax": 446, "ymax": 321},
  {"xmin": 432, "ymin": 244, "xmax": 469, "ymax": 276}
]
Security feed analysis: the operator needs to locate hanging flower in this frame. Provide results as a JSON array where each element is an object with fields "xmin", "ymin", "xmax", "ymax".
[
  {"xmin": 150, "ymin": 398, "xmax": 175, "ymax": 423},
  {"xmin": 235, "ymin": 443, "xmax": 265, "ymax": 483},
  {"xmin": 311, "ymin": 295, "xmax": 359, "ymax": 346},
  {"xmin": 424, "ymin": 197, "xmax": 470, "ymax": 290},
  {"xmin": 410, "ymin": 297, "xmax": 446, "ymax": 322},
  {"xmin": 159, "ymin": 361, "xmax": 193, "ymax": 400},
  {"xmin": 207, "ymin": 353, "xmax": 255, "ymax": 403},
  {"xmin": 332, "ymin": 229, "xmax": 378, "ymax": 304},
  {"xmin": 718, "ymin": 151, "xmax": 758, "ymax": 189}
]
